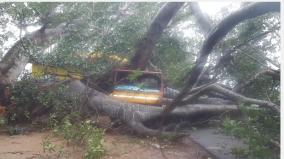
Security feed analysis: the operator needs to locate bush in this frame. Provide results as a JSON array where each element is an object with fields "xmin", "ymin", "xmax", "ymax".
[
  {"xmin": 7, "ymin": 74, "xmax": 43, "ymax": 122},
  {"xmin": 222, "ymin": 105, "xmax": 280, "ymax": 159},
  {"xmin": 7, "ymin": 74, "xmax": 85, "ymax": 123},
  {"xmin": 52, "ymin": 118, "xmax": 105, "ymax": 159}
]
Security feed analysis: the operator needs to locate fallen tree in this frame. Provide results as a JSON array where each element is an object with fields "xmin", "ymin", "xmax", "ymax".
[
  {"xmin": 182, "ymin": 83, "xmax": 279, "ymax": 113},
  {"xmin": 67, "ymin": 80, "xmax": 239, "ymax": 136},
  {"xmin": 0, "ymin": 2, "xmax": 280, "ymax": 138}
]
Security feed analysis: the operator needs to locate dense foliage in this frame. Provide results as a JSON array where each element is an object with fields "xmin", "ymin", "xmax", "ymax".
[
  {"xmin": 223, "ymin": 105, "xmax": 279, "ymax": 159},
  {"xmin": 7, "ymin": 74, "xmax": 84, "ymax": 123},
  {"xmin": 51, "ymin": 118, "xmax": 105, "ymax": 159}
]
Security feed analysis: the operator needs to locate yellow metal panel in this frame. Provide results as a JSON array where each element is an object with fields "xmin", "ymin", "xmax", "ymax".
[
  {"xmin": 110, "ymin": 90, "xmax": 162, "ymax": 105},
  {"xmin": 32, "ymin": 64, "xmax": 83, "ymax": 80},
  {"xmin": 31, "ymin": 52, "xmax": 128, "ymax": 80},
  {"xmin": 32, "ymin": 64, "xmax": 44, "ymax": 78}
]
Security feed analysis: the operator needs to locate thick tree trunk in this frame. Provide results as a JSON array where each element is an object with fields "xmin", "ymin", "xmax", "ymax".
[
  {"xmin": 67, "ymin": 80, "xmax": 238, "ymax": 136},
  {"xmin": 189, "ymin": 2, "xmax": 212, "ymax": 35},
  {"xmin": 0, "ymin": 30, "xmax": 42, "ymax": 84},
  {"xmin": 0, "ymin": 22, "xmax": 70, "ymax": 85},
  {"xmin": 129, "ymin": 2, "xmax": 184, "ymax": 70}
]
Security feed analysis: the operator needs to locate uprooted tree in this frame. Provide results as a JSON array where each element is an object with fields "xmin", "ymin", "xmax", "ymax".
[{"xmin": 0, "ymin": 2, "xmax": 280, "ymax": 156}]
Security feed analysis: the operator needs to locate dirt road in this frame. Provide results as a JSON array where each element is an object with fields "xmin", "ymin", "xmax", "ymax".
[{"xmin": 0, "ymin": 129, "xmax": 210, "ymax": 159}]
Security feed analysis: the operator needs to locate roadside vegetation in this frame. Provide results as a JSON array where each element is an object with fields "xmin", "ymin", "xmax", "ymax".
[{"xmin": 2, "ymin": 74, "xmax": 105, "ymax": 158}]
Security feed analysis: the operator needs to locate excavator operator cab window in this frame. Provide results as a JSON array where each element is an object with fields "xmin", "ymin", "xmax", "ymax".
[
  {"xmin": 111, "ymin": 69, "xmax": 164, "ymax": 105},
  {"xmin": 114, "ymin": 71, "xmax": 161, "ymax": 92}
]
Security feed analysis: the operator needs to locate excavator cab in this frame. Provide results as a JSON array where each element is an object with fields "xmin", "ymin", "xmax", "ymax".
[{"xmin": 110, "ymin": 69, "xmax": 164, "ymax": 106}]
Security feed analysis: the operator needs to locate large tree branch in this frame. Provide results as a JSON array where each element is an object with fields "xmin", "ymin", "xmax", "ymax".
[
  {"xmin": 189, "ymin": 2, "xmax": 212, "ymax": 35},
  {"xmin": 129, "ymin": 2, "xmax": 184, "ymax": 70},
  {"xmin": 214, "ymin": 24, "xmax": 280, "ymax": 73},
  {"xmin": 233, "ymin": 69, "xmax": 280, "ymax": 93},
  {"xmin": 167, "ymin": 2, "xmax": 280, "ymax": 112},
  {"xmin": 0, "ymin": 28, "xmax": 44, "ymax": 84},
  {"xmin": 0, "ymin": 22, "xmax": 72, "ymax": 84},
  {"xmin": 182, "ymin": 83, "xmax": 279, "ymax": 113}
]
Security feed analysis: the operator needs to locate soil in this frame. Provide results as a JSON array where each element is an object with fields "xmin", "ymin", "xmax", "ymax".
[
  {"xmin": 0, "ymin": 117, "xmax": 211, "ymax": 159},
  {"xmin": 102, "ymin": 131, "xmax": 210, "ymax": 159},
  {"xmin": 0, "ymin": 130, "xmax": 84, "ymax": 159}
]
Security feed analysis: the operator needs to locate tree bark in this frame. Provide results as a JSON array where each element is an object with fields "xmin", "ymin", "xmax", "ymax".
[
  {"xmin": 67, "ymin": 80, "xmax": 238, "ymax": 136},
  {"xmin": 189, "ymin": 2, "xmax": 212, "ymax": 35},
  {"xmin": 129, "ymin": 2, "xmax": 184, "ymax": 70},
  {"xmin": 182, "ymin": 83, "xmax": 279, "ymax": 113},
  {"xmin": 0, "ymin": 22, "xmax": 71, "ymax": 85},
  {"xmin": 164, "ymin": 87, "xmax": 180, "ymax": 98}
]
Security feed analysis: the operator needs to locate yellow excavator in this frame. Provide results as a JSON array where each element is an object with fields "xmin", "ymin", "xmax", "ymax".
[{"xmin": 31, "ymin": 53, "xmax": 164, "ymax": 106}]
